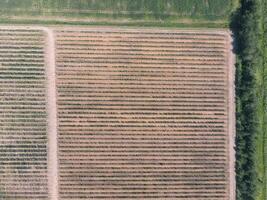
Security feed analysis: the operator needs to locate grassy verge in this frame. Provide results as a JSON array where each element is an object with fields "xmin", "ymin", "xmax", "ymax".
[
  {"xmin": 0, "ymin": 17, "xmax": 228, "ymax": 28},
  {"xmin": 256, "ymin": 1, "xmax": 267, "ymax": 199}
]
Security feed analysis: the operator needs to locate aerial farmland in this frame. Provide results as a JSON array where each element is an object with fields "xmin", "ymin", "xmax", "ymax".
[
  {"xmin": 0, "ymin": 27, "xmax": 48, "ymax": 199},
  {"xmin": 55, "ymin": 27, "xmax": 235, "ymax": 199},
  {"xmin": 0, "ymin": 26, "xmax": 235, "ymax": 200},
  {"xmin": 1, "ymin": 1, "xmax": 256, "ymax": 200}
]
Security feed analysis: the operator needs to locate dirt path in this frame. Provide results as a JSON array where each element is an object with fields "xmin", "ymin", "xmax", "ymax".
[
  {"xmin": 6, "ymin": 15, "xmax": 226, "ymax": 25},
  {"xmin": 227, "ymin": 32, "xmax": 236, "ymax": 200},
  {"xmin": 42, "ymin": 27, "xmax": 58, "ymax": 200}
]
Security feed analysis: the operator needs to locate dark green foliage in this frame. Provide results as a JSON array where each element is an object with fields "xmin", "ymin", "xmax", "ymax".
[{"xmin": 231, "ymin": 0, "xmax": 263, "ymax": 199}]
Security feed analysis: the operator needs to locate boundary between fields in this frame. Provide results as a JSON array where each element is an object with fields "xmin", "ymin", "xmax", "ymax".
[
  {"xmin": 43, "ymin": 27, "xmax": 59, "ymax": 200},
  {"xmin": 227, "ymin": 31, "xmax": 236, "ymax": 200}
]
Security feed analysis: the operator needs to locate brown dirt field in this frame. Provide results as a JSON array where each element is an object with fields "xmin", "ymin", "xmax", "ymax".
[
  {"xmin": 0, "ymin": 25, "xmax": 235, "ymax": 200},
  {"xmin": 54, "ymin": 27, "xmax": 235, "ymax": 200}
]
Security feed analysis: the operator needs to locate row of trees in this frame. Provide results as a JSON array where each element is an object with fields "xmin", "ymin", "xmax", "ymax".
[{"xmin": 231, "ymin": 0, "xmax": 264, "ymax": 199}]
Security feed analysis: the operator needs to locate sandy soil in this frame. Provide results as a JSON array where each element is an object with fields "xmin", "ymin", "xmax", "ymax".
[
  {"xmin": 42, "ymin": 27, "xmax": 59, "ymax": 200},
  {"xmin": 227, "ymin": 32, "xmax": 236, "ymax": 200},
  {"xmin": 54, "ymin": 26, "xmax": 236, "ymax": 200}
]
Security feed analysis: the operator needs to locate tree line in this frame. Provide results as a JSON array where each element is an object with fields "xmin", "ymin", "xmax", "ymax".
[{"xmin": 231, "ymin": 0, "xmax": 265, "ymax": 199}]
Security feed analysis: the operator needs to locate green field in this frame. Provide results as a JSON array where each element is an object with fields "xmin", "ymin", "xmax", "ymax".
[
  {"xmin": 256, "ymin": 1, "xmax": 267, "ymax": 199},
  {"xmin": 0, "ymin": 0, "xmax": 236, "ymax": 27}
]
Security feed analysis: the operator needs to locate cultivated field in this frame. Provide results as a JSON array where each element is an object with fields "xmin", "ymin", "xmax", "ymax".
[
  {"xmin": 0, "ymin": 0, "xmax": 235, "ymax": 27},
  {"xmin": 54, "ymin": 27, "xmax": 235, "ymax": 199},
  {"xmin": 0, "ymin": 0, "xmax": 232, "ymax": 19},
  {"xmin": 0, "ymin": 27, "xmax": 48, "ymax": 199},
  {"xmin": 0, "ymin": 26, "xmax": 235, "ymax": 199}
]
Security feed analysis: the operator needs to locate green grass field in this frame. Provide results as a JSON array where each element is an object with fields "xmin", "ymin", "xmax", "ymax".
[
  {"xmin": 0, "ymin": 0, "xmax": 235, "ymax": 27},
  {"xmin": 256, "ymin": 1, "xmax": 267, "ymax": 199}
]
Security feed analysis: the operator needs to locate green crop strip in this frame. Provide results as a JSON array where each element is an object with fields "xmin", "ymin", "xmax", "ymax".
[{"xmin": 0, "ymin": 0, "xmax": 235, "ymax": 27}]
